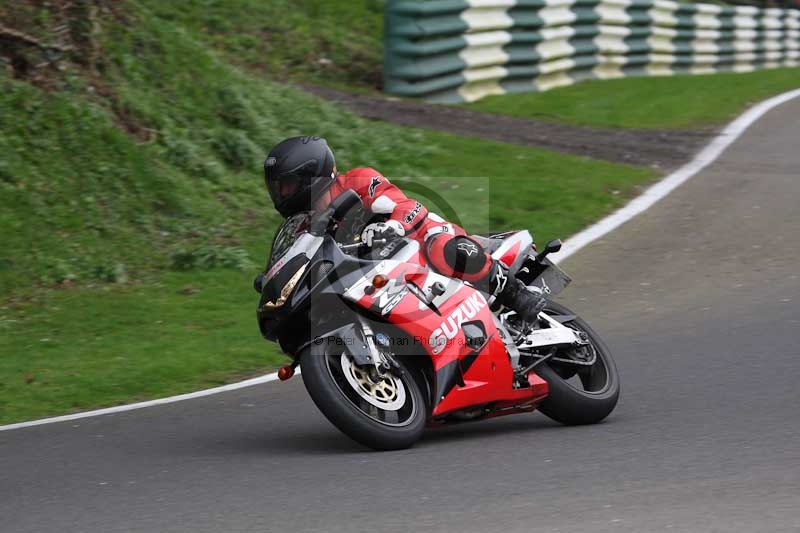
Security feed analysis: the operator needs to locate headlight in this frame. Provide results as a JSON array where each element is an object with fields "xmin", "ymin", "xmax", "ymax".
[{"xmin": 260, "ymin": 263, "xmax": 308, "ymax": 310}]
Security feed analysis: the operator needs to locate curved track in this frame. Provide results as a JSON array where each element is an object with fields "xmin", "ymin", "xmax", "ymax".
[{"xmin": 2, "ymin": 97, "xmax": 800, "ymax": 532}]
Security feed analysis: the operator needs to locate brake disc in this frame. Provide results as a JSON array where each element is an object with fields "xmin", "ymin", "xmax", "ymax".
[{"xmin": 340, "ymin": 352, "xmax": 407, "ymax": 411}]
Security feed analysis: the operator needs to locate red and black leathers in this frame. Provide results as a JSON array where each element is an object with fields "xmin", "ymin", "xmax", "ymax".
[
  {"xmin": 330, "ymin": 168, "xmax": 496, "ymax": 287},
  {"xmin": 330, "ymin": 168, "xmax": 548, "ymax": 322}
]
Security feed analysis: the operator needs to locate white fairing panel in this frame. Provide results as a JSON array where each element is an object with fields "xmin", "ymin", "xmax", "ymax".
[
  {"xmin": 342, "ymin": 240, "xmax": 421, "ymax": 303},
  {"xmin": 341, "ymin": 240, "xmax": 468, "ymax": 312},
  {"xmin": 490, "ymin": 230, "xmax": 534, "ymax": 275}
]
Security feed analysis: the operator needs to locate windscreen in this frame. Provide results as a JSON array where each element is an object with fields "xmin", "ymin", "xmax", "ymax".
[{"xmin": 267, "ymin": 211, "xmax": 314, "ymax": 269}]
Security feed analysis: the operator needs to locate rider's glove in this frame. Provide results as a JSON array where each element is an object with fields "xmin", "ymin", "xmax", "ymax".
[{"xmin": 360, "ymin": 220, "xmax": 405, "ymax": 247}]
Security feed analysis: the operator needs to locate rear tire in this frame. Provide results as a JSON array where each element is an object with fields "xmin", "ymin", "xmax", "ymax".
[
  {"xmin": 300, "ymin": 345, "xmax": 427, "ymax": 451},
  {"xmin": 535, "ymin": 301, "xmax": 620, "ymax": 425}
]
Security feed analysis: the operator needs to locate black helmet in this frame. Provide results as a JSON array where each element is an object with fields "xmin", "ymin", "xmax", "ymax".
[{"xmin": 264, "ymin": 136, "xmax": 337, "ymax": 218}]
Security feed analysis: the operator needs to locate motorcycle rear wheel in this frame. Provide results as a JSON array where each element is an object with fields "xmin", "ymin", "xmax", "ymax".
[
  {"xmin": 535, "ymin": 301, "xmax": 620, "ymax": 425},
  {"xmin": 300, "ymin": 345, "xmax": 427, "ymax": 451}
]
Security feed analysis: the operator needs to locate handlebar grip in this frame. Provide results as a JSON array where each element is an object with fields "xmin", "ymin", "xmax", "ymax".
[{"xmin": 338, "ymin": 238, "xmax": 388, "ymax": 251}]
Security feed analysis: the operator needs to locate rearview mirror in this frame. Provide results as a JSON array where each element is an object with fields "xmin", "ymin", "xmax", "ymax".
[
  {"xmin": 535, "ymin": 238, "xmax": 563, "ymax": 263},
  {"xmin": 309, "ymin": 189, "xmax": 362, "ymax": 236},
  {"xmin": 544, "ymin": 239, "xmax": 562, "ymax": 254},
  {"xmin": 331, "ymin": 189, "xmax": 362, "ymax": 221}
]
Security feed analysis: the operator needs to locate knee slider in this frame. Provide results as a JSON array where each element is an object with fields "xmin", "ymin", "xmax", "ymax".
[{"xmin": 425, "ymin": 234, "xmax": 491, "ymax": 283}]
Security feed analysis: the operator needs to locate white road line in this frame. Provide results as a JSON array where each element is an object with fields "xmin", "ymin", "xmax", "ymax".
[
  {"xmin": 554, "ymin": 88, "xmax": 800, "ymax": 263},
  {"xmin": 0, "ymin": 372, "xmax": 287, "ymax": 432},
  {"xmin": 3, "ymin": 88, "xmax": 799, "ymax": 433}
]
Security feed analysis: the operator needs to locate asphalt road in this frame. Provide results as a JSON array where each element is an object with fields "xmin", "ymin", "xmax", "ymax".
[{"xmin": 2, "ymin": 97, "xmax": 800, "ymax": 533}]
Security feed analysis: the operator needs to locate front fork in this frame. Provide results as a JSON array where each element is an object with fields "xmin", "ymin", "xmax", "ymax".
[{"xmin": 356, "ymin": 316, "xmax": 403, "ymax": 378}]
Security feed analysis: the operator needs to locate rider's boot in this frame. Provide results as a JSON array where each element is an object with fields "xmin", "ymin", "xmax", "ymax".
[{"xmin": 484, "ymin": 261, "xmax": 547, "ymax": 324}]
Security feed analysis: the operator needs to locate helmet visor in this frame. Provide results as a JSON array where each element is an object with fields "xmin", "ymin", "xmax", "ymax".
[{"xmin": 267, "ymin": 172, "xmax": 304, "ymax": 206}]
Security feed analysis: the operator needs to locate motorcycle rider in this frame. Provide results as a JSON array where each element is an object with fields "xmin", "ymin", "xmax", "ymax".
[{"xmin": 258, "ymin": 135, "xmax": 547, "ymax": 323}]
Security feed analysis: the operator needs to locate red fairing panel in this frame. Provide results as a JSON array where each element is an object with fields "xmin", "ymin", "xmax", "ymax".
[
  {"xmin": 498, "ymin": 241, "xmax": 521, "ymax": 268},
  {"xmin": 425, "ymin": 289, "xmax": 548, "ymax": 417},
  {"xmin": 349, "ymin": 257, "xmax": 547, "ymax": 417}
]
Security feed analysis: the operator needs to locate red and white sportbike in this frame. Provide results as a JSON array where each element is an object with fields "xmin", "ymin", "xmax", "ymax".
[{"xmin": 256, "ymin": 190, "xmax": 619, "ymax": 450}]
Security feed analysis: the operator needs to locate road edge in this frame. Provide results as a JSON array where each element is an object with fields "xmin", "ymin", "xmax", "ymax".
[{"xmin": 0, "ymin": 372, "xmax": 289, "ymax": 431}]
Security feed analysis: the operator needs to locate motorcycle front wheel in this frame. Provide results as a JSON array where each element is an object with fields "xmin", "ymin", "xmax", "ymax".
[
  {"xmin": 299, "ymin": 344, "xmax": 427, "ymax": 451},
  {"xmin": 535, "ymin": 301, "xmax": 620, "ymax": 425}
]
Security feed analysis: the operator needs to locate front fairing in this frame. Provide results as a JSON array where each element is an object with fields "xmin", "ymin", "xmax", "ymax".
[
  {"xmin": 257, "ymin": 213, "xmax": 321, "ymax": 340},
  {"xmin": 257, "ymin": 223, "xmax": 381, "ymax": 347}
]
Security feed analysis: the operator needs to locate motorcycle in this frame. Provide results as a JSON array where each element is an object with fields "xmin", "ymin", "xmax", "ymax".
[{"xmin": 256, "ymin": 190, "xmax": 619, "ymax": 450}]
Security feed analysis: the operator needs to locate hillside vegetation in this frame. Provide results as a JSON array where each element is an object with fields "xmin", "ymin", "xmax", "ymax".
[
  {"xmin": 138, "ymin": 0, "xmax": 386, "ymax": 89},
  {"xmin": 1, "ymin": 0, "xmax": 405, "ymax": 293}
]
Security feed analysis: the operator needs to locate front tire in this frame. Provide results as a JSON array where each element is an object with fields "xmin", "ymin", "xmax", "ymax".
[
  {"xmin": 535, "ymin": 301, "xmax": 620, "ymax": 425},
  {"xmin": 300, "ymin": 345, "xmax": 427, "ymax": 451}
]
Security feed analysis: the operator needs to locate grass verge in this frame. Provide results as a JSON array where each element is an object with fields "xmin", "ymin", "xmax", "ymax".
[
  {"xmin": 466, "ymin": 69, "xmax": 800, "ymax": 129},
  {"xmin": 137, "ymin": 0, "xmax": 386, "ymax": 89}
]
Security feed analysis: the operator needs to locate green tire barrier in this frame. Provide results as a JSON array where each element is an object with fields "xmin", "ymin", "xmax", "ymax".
[{"xmin": 383, "ymin": 0, "xmax": 800, "ymax": 102}]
